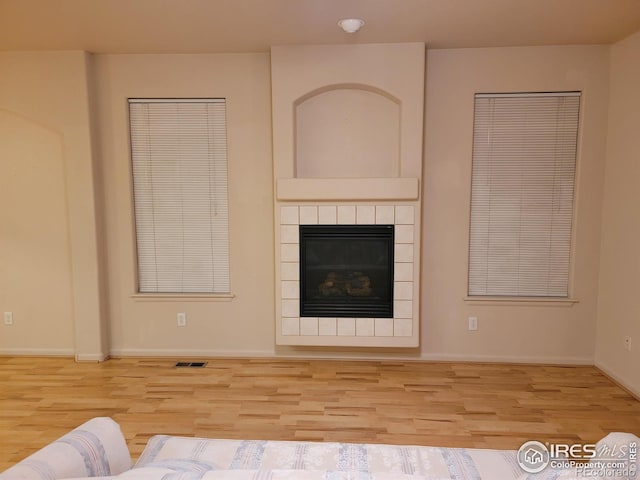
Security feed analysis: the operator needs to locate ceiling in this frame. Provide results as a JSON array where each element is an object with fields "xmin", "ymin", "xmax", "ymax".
[{"xmin": 1, "ymin": 0, "xmax": 640, "ymax": 54}]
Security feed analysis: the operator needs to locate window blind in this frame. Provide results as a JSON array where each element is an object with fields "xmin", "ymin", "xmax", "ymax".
[
  {"xmin": 129, "ymin": 98, "xmax": 230, "ymax": 294},
  {"xmin": 468, "ymin": 92, "xmax": 580, "ymax": 297}
]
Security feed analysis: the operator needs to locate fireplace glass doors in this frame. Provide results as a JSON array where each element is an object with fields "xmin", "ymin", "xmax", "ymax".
[{"xmin": 299, "ymin": 225, "xmax": 394, "ymax": 318}]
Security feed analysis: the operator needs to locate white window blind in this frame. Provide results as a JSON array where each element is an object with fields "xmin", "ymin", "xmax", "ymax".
[
  {"xmin": 129, "ymin": 98, "xmax": 230, "ymax": 294},
  {"xmin": 468, "ymin": 92, "xmax": 580, "ymax": 297}
]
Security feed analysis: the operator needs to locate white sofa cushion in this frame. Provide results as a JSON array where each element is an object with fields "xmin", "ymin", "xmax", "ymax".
[
  {"xmin": 135, "ymin": 435, "xmax": 524, "ymax": 478},
  {"xmin": 0, "ymin": 418, "xmax": 131, "ymax": 480}
]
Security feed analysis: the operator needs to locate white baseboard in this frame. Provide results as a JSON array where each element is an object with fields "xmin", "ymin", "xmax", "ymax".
[
  {"xmin": 109, "ymin": 348, "xmax": 277, "ymax": 358},
  {"xmin": 109, "ymin": 347, "xmax": 593, "ymax": 366},
  {"xmin": 0, "ymin": 349, "xmax": 108, "ymax": 362},
  {"xmin": 595, "ymin": 361, "xmax": 640, "ymax": 398},
  {"xmin": 0, "ymin": 348, "xmax": 74, "ymax": 357},
  {"xmin": 0, "ymin": 346, "xmax": 593, "ymax": 367},
  {"xmin": 275, "ymin": 352, "xmax": 593, "ymax": 365},
  {"xmin": 418, "ymin": 352, "xmax": 594, "ymax": 365},
  {"xmin": 75, "ymin": 353, "xmax": 109, "ymax": 362}
]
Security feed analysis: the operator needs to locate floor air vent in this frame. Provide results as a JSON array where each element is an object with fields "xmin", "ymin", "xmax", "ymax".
[{"xmin": 174, "ymin": 361, "xmax": 208, "ymax": 368}]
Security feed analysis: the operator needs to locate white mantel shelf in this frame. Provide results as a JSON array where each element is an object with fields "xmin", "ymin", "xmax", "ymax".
[{"xmin": 276, "ymin": 177, "xmax": 420, "ymax": 201}]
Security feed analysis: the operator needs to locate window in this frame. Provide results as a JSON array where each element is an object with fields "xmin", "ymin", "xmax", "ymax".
[
  {"xmin": 129, "ymin": 98, "xmax": 230, "ymax": 294},
  {"xmin": 468, "ymin": 92, "xmax": 580, "ymax": 297}
]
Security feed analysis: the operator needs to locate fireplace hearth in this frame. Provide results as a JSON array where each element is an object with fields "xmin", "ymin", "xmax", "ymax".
[{"xmin": 299, "ymin": 225, "xmax": 394, "ymax": 318}]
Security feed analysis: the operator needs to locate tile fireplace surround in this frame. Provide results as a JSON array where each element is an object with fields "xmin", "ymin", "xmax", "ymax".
[
  {"xmin": 276, "ymin": 204, "xmax": 419, "ymax": 347},
  {"xmin": 271, "ymin": 43, "xmax": 424, "ymax": 347}
]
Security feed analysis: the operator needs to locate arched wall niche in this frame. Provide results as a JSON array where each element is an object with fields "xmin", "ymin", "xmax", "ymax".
[{"xmin": 293, "ymin": 83, "xmax": 401, "ymax": 178}]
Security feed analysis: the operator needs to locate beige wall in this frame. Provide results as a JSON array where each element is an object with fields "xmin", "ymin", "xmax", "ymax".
[
  {"xmin": 421, "ymin": 45, "xmax": 609, "ymax": 363},
  {"xmin": 596, "ymin": 31, "xmax": 640, "ymax": 395},
  {"xmin": 93, "ymin": 53, "xmax": 276, "ymax": 356},
  {"xmin": 0, "ymin": 51, "xmax": 105, "ymax": 358},
  {"xmin": 1, "ymin": 44, "xmax": 630, "ymax": 375},
  {"xmin": 95, "ymin": 45, "xmax": 610, "ymax": 362},
  {"xmin": 0, "ymin": 110, "xmax": 73, "ymax": 354}
]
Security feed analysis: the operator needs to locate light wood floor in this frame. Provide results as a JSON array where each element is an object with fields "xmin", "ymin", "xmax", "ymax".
[{"xmin": 1, "ymin": 356, "xmax": 640, "ymax": 471}]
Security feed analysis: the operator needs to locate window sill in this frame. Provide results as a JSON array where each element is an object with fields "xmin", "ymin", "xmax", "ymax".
[
  {"xmin": 463, "ymin": 296, "xmax": 578, "ymax": 307},
  {"xmin": 131, "ymin": 293, "xmax": 236, "ymax": 302}
]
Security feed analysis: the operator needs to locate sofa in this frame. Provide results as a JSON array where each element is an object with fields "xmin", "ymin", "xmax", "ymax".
[{"xmin": 0, "ymin": 417, "xmax": 637, "ymax": 480}]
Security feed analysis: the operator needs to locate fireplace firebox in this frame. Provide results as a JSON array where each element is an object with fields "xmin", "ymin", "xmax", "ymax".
[{"xmin": 299, "ymin": 225, "xmax": 394, "ymax": 318}]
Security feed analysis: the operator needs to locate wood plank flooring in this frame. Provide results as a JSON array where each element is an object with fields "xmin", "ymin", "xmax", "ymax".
[{"xmin": 1, "ymin": 356, "xmax": 640, "ymax": 471}]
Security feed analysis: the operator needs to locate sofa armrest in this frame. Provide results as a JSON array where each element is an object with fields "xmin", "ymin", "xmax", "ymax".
[{"xmin": 0, "ymin": 417, "xmax": 132, "ymax": 480}]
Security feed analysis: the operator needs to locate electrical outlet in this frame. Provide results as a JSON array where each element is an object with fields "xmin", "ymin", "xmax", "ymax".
[
  {"xmin": 177, "ymin": 312, "xmax": 186, "ymax": 327},
  {"xmin": 624, "ymin": 336, "xmax": 632, "ymax": 351},
  {"xmin": 4, "ymin": 312, "xmax": 13, "ymax": 326},
  {"xmin": 468, "ymin": 316, "xmax": 478, "ymax": 331}
]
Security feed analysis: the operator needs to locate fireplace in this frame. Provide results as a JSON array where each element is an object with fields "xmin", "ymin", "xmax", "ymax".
[
  {"xmin": 273, "ymin": 44, "xmax": 423, "ymax": 346},
  {"xmin": 299, "ymin": 225, "xmax": 394, "ymax": 318}
]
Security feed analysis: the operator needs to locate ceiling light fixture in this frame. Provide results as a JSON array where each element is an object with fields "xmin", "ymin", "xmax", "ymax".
[{"xmin": 338, "ymin": 18, "xmax": 365, "ymax": 34}]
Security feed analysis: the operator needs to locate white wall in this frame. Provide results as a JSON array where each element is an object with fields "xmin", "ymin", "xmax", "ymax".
[
  {"xmin": 0, "ymin": 51, "xmax": 105, "ymax": 359},
  {"xmin": 94, "ymin": 45, "xmax": 611, "ymax": 363},
  {"xmin": 595, "ymin": 30, "xmax": 640, "ymax": 396},
  {"xmin": 4, "ymin": 42, "xmax": 638, "ymax": 383},
  {"xmin": 421, "ymin": 45, "xmax": 609, "ymax": 364},
  {"xmin": 0, "ymin": 110, "xmax": 73, "ymax": 354},
  {"xmin": 93, "ymin": 53, "xmax": 276, "ymax": 357}
]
